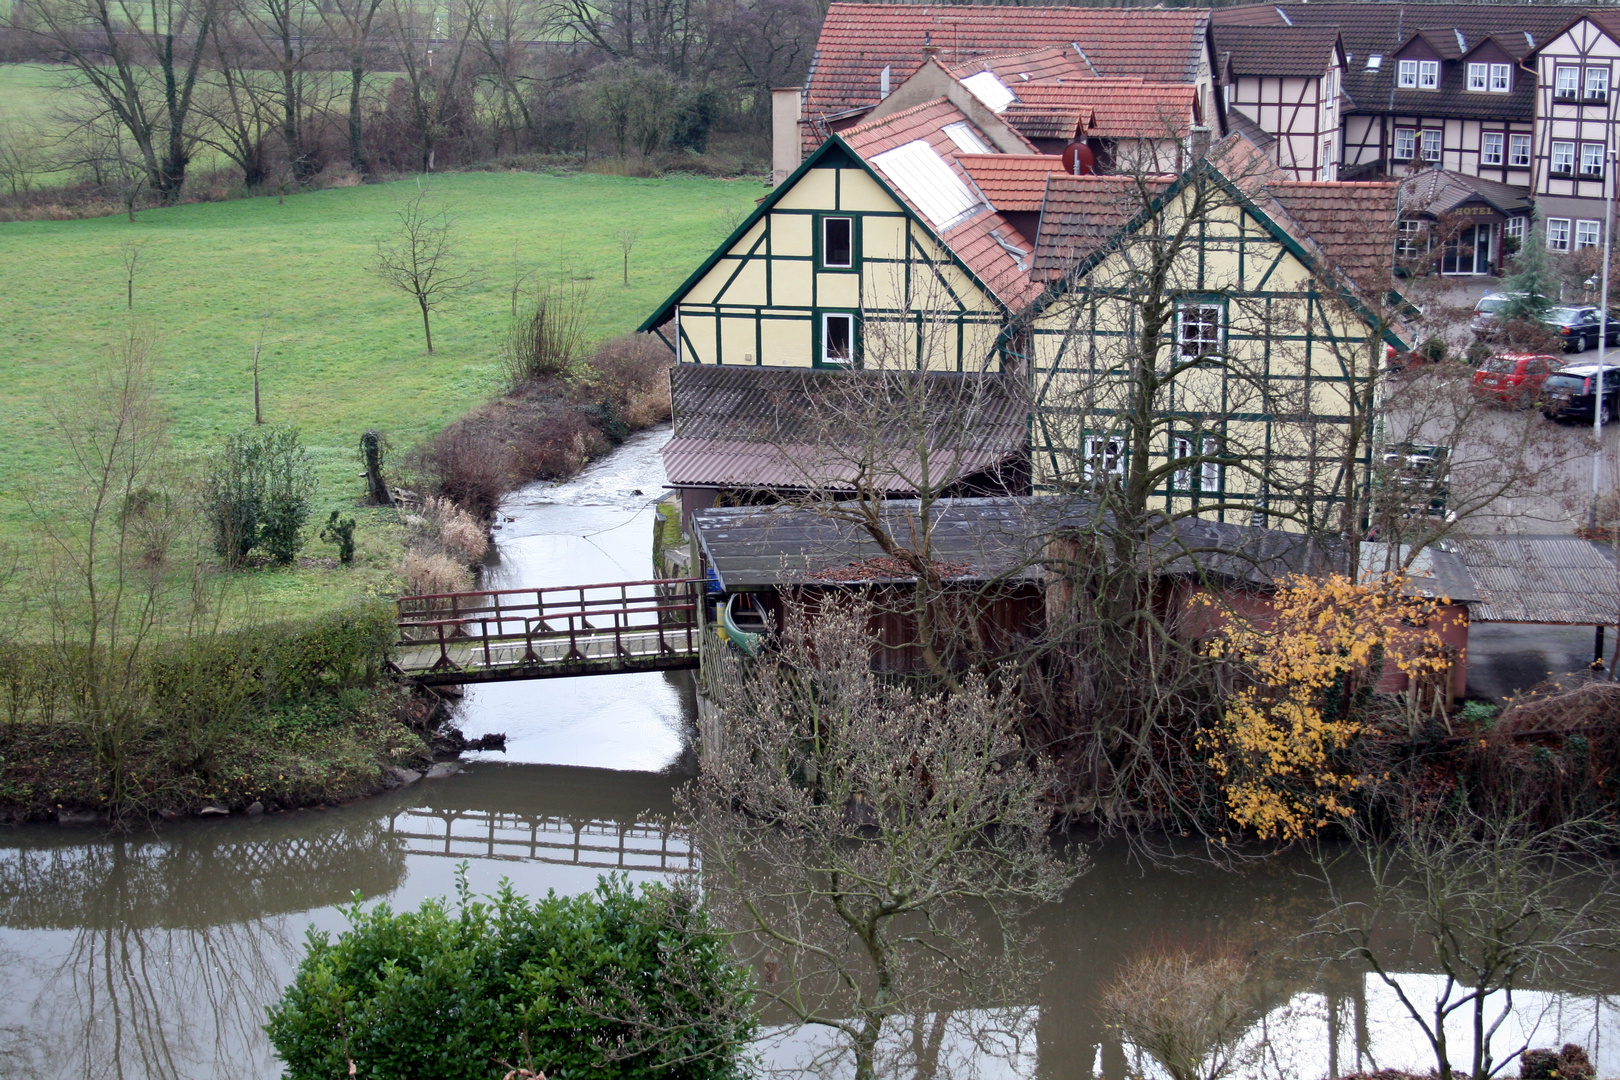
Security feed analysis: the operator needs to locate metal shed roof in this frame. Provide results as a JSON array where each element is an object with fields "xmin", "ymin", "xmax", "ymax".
[{"xmin": 1459, "ymin": 537, "xmax": 1620, "ymax": 625}]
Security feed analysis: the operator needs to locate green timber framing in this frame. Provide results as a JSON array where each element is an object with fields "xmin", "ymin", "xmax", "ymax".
[
  {"xmin": 999, "ymin": 161, "xmax": 1414, "ymax": 529},
  {"xmin": 639, "ymin": 137, "xmax": 1016, "ymax": 372}
]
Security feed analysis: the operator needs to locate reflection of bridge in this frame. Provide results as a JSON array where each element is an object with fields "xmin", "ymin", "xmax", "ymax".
[
  {"xmin": 392, "ymin": 579, "xmax": 703, "ymax": 685},
  {"xmin": 387, "ymin": 808, "xmax": 694, "ymax": 873}
]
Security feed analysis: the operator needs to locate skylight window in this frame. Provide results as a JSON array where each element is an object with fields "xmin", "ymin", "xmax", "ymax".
[
  {"xmin": 961, "ymin": 71, "xmax": 1017, "ymax": 113},
  {"xmin": 1367, "ymin": 55, "xmax": 1382, "ymax": 70},
  {"xmin": 870, "ymin": 140, "xmax": 984, "ymax": 230},
  {"xmin": 943, "ymin": 121, "xmax": 994, "ymax": 155}
]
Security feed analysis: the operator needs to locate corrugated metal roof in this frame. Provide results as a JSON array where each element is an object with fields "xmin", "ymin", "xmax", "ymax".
[
  {"xmin": 666, "ymin": 365, "xmax": 1028, "ymax": 493},
  {"xmin": 1460, "ymin": 537, "xmax": 1620, "ymax": 625}
]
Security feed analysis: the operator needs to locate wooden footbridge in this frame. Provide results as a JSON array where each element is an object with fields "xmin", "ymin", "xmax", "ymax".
[{"xmin": 391, "ymin": 578, "xmax": 704, "ymax": 686}]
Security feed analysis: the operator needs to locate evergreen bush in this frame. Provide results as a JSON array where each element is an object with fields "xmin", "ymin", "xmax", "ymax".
[
  {"xmin": 203, "ymin": 426, "xmax": 317, "ymax": 567},
  {"xmin": 265, "ymin": 874, "xmax": 755, "ymax": 1080}
]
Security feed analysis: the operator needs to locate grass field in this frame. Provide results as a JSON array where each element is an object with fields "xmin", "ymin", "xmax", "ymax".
[{"xmin": 0, "ymin": 169, "xmax": 761, "ymax": 619}]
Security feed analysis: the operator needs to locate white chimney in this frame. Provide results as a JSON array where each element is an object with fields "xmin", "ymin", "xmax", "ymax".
[
  {"xmin": 771, "ymin": 88, "xmax": 803, "ymax": 188},
  {"xmin": 880, "ymin": 65, "xmax": 892, "ymax": 99}
]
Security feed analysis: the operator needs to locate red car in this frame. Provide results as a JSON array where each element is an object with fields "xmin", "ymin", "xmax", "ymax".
[{"xmin": 1472, "ymin": 353, "xmax": 1563, "ymax": 406}]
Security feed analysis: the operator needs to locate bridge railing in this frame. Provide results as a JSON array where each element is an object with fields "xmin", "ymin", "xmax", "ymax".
[{"xmin": 395, "ymin": 578, "xmax": 704, "ymax": 674}]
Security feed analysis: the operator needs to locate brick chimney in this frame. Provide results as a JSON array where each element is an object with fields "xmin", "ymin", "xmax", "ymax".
[{"xmin": 771, "ymin": 88, "xmax": 802, "ymax": 187}]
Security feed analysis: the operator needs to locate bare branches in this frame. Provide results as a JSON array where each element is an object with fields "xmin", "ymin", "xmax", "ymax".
[
  {"xmin": 372, "ymin": 186, "xmax": 479, "ymax": 353},
  {"xmin": 683, "ymin": 600, "xmax": 1084, "ymax": 1080}
]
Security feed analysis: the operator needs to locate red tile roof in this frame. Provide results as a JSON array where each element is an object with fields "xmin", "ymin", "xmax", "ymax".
[
  {"xmin": 1032, "ymin": 175, "xmax": 1169, "ymax": 279},
  {"xmin": 804, "ymin": 3, "xmax": 1210, "ymax": 131},
  {"xmin": 945, "ymin": 45, "xmax": 1090, "ymax": 86},
  {"xmin": 1013, "ymin": 80, "xmax": 1200, "ymax": 139},
  {"xmin": 839, "ymin": 99, "xmax": 1041, "ymax": 307},
  {"xmin": 958, "ymin": 154, "xmax": 1070, "ymax": 212}
]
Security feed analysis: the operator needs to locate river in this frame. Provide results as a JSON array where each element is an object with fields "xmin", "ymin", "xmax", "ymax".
[{"xmin": 1, "ymin": 426, "xmax": 1616, "ymax": 1080}]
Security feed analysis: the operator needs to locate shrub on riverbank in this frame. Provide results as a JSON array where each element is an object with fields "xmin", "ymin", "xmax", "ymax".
[
  {"xmin": 266, "ymin": 875, "xmax": 756, "ymax": 1080},
  {"xmin": 0, "ymin": 603, "xmax": 426, "ymax": 821},
  {"xmin": 409, "ymin": 334, "xmax": 671, "ymax": 518}
]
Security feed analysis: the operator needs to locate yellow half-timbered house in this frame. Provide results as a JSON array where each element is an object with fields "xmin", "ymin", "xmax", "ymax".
[
  {"xmin": 1014, "ymin": 141, "xmax": 1407, "ymax": 529},
  {"xmin": 640, "ymin": 99, "xmax": 1040, "ymax": 372}
]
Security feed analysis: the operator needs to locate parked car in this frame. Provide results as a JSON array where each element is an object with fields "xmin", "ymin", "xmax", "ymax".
[
  {"xmin": 1468, "ymin": 296, "xmax": 1620, "ymax": 352},
  {"xmin": 1471, "ymin": 353, "xmax": 1563, "ymax": 406},
  {"xmin": 1542, "ymin": 306, "xmax": 1620, "ymax": 353},
  {"xmin": 1541, "ymin": 362, "xmax": 1620, "ymax": 422},
  {"xmin": 1468, "ymin": 293, "xmax": 1525, "ymax": 340},
  {"xmin": 1378, "ymin": 442, "xmax": 1450, "ymax": 516}
]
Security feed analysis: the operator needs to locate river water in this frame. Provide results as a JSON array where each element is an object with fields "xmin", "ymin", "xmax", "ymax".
[{"xmin": 1, "ymin": 426, "xmax": 1617, "ymax": 1080}]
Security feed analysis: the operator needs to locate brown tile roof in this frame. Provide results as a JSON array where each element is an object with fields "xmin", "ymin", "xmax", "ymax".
[
  {"xmin": 1213, "ymin": 25, "xmax": 1341, "ymax": 78},
  {"xmin": 999, "ymin": 106, "xmax": 1086, "ymax": 142},
  {"xmin": 1212, "ymin": 3, "xmax": 1583, "ymax": 122},
  {"xmin": 1031, "ymin": 175, "xmax": 1169, "ymax": 279},
  {"xmin": 1266, "ymin": 180, "xmax": 1399, "ymax": 287},
  {"xmin": 803, "ymin": 3, "xmax": 1210, "ymax": 130},
  {"xmin": 667, "ymin": 366, "xmax": 1027, "ymax": 493},
  {"xmin": 959, "ymin": 154, "xmax": 1071, "ymax": 212},
  {"xmin": 945, "ymin": 45, "xmax": 1090, "ymax": 86},
  {"xmin": 1397, "ymin": 168, "xmax": 1530, "ymax": 219},
  {"xmin": 1031, "ymin": 136, "xmax": 1397, "ymax": 292},
  {"xmin": 840, "ymin": 99, "xmax": 1040, "ymax": 307},
  {"xmin": 1013, "ymin": 80, "xmax": 1200, "ymax": 139}
]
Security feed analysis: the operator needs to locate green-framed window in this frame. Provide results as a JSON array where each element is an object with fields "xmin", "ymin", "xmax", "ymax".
[
  {"xmin": 817, "ymin": 214, "xmax": 859, "ymax": 272},
  {"xmin": 815, "ymin": 310, "xmax": 859, "ymax": 367}
]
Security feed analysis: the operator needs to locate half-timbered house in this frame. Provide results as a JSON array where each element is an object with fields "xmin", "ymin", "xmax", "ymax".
[
  {"xmin": 1014, "ymin": 140, "xmax": 1406, "ymax": 528},
  {"xmin": 641, "ymin": 99, "xmax": 1038, "ymax": 372},
  {"xmin": 1525, "ymin": 12, "xmax": 1620, "ymax": 244},
  {"xmin": 1211, "ymin": 3, "xmax": 1576, "ymax": 187},
  {"xmin": 1213, "ymin": 25, "xmax": 1346, "ymax": 180},
  {"xmin": 1396, "ymin": 169, "xmax": 1532, "ymax": 277}
]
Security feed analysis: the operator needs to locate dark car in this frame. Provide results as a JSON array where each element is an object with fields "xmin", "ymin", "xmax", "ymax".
[
  {"xmin": 1541, "ymin": 306, "xmax": 1620, "ymax": 353},
  {"xmin": 1472, "ymin": 353, "xmax": 1563, "ymax": 406},
  {"xmin": 1541, "ymin": 363, "xmax": 1620, "ymax": 422}
]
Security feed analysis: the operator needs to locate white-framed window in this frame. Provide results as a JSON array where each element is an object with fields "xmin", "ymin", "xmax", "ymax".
[
  {"xmin": 1490, "ymin": 63, "xmax": 1512, "ymax": 92},
  {"xmin": 1547, "ymin": 217, "xmax": 1572, "ymax": 252},
  {"xmin": 1420, "ymin": 129, "xmax": 1442, "ymax": 162},
  {"xmin": 1577, "ymin": 219, "xmax": 1603, "ymax": 248},
  {"xmin": 1398, "ymin": 59, "xmax": 1419, "ymax": 88},
  {"xmin": 1083, "ymin": 435, "xmax": 1126, "ymax": 481},
  {"xmin": 1200, "ymin": 437, "xmax": 1222, "ymax": 494},
  {"xmin": 1467, "ymin": 62, "xmax": 1488, "ymax": 91},
  {"xmin": 1481, "ymin": 132, "xmax": 1504, "ymax": 165},
  {"xmin": 1176, "ymin": 303, "xmax": 1224, "ymax": 360},
  {"xmin": 1172, "ymin": 436, "xmax": 1194, "ymax": 490},
  {"xmin": 820, "ymin": 312, "xmax": 855, "ymax": 365},
  {"xmin": 1505, "ymin": 216, "xmax": 1526, "ymax": 242},
  {"xmin": 1509, "ymin": 133, "xmax": 1532, "ymax": 167},
  {"xmin": 1367, "ymin": 55, "xmax": 1383, "ymax": 71},
  {"xmin": 1418, "ymin": 60, "xmax": 1440, "ymax": 89},
  {"xmin": 1587, "ymin": 66, "xmax": 1610, "ymax": 101},
  {"xmin": 1396, "ymin": 219, "xmax": 1427, "ymax": 260},
  {"xmin": 1394, "ymin": 128, "xmax": 1416, "ymax": 159},
  {"xmin": 1582, "ymin": 143, "xmax": 1606, "ymax": 177},
  {"xmin": 1320, "ymin": 137, "xmax": 1337, "ymax": 180},
  {"xmin": 821, "ymin": 216, "xmax": 853, "ymax": 269},
  {"xmin": 1552, "ymin": 141, "xmax": 1576, "ymax": 173},
  {"xmin": 1557, "ymin": 66, "xmax": 1581, "ymax": 98}
]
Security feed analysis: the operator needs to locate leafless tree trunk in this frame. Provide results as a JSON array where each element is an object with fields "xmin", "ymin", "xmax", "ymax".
[
  {"xmin": 21, "ymin": 0, "xmax": 221, "ymax": 202},
  {"xmin": 386, "ymin": 0, "xmax": 476, "ymax": 173},
  {"xmin": 318, "ymin": 0, "xmax": 385, "ymax": 174},
  {"xmin": 372, "ymin": 185, "xmax": 479, "ymax": 353}
]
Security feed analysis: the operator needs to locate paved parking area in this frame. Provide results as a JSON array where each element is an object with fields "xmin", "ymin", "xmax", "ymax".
[{"xmin": 1465, "ymin": 621, "xmax": 1611, "ymax": 702}]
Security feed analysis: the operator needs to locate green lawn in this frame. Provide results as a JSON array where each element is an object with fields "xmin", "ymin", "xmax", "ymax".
[{"xmin": 0, "ymin": 170, "xmax": 760, "ymax": 619}]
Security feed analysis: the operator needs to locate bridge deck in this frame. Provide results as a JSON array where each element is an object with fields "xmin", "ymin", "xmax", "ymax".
[{"xmin": 391, "ymin": 578, "xmax": 704, "ymax": 685}]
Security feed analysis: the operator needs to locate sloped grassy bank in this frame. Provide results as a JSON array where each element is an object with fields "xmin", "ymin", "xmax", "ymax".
[{"xmin": 0, "ymin": 604, "xmax": 454, "ymax": 824}]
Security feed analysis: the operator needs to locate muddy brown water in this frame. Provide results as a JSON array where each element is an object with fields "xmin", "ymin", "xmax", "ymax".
[{"xmin": 2, "ymin": 427, "xmax": 1617, "ymax": 1079}]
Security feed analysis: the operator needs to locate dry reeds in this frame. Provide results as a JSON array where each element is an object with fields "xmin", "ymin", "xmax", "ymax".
[{"xmin": 501, "ymin": 284, "xmax": 590, "ymax": 387}]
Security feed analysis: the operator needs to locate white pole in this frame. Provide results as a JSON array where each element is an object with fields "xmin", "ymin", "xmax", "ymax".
[{"xmin": 1594, "ymin": 148, "xmax": 1614, "ymax": 531}]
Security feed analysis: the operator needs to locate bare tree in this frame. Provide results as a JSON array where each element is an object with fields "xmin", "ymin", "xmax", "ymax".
[
  {"xmin": 682, "ymin": 601, "xmax": 1084, "ymax": 1080},
  {"xmin": 617, "ymin": 226, "xmax": 640, "ymax": 285},
  {"xmin": 1101, "ymin": 944, "xmax": 1257, "ymax": 1080},
  {"xmin": 119, "ymin": 240, "xmax": 146, "ymax": 311},
  {"xmin": 385, "ymin": 0, "xmax": 477, "ymax": 172},
  {"xmin": 0, "ymin": 119, "xmax": 47, "ymax": 197},
  {"xmin": 1314, "ymin": 806, "xmax": 1619, "ymax": 1080},
  {"xmin": 372, "ymin": 186, "xmax": 479, "ymax": 353},
  {"xmin": 318, "ymin": 0, "xmax": 386, "ymax": 173},
  {"xmin": 21, "ymin": 0, "xmax": 221, "ymax": 202}
]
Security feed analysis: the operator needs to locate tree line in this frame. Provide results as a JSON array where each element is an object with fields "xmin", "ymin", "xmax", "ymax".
[{"xmin": 0, "ymin": 0, "xmax": 825, "ymax": 203}]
